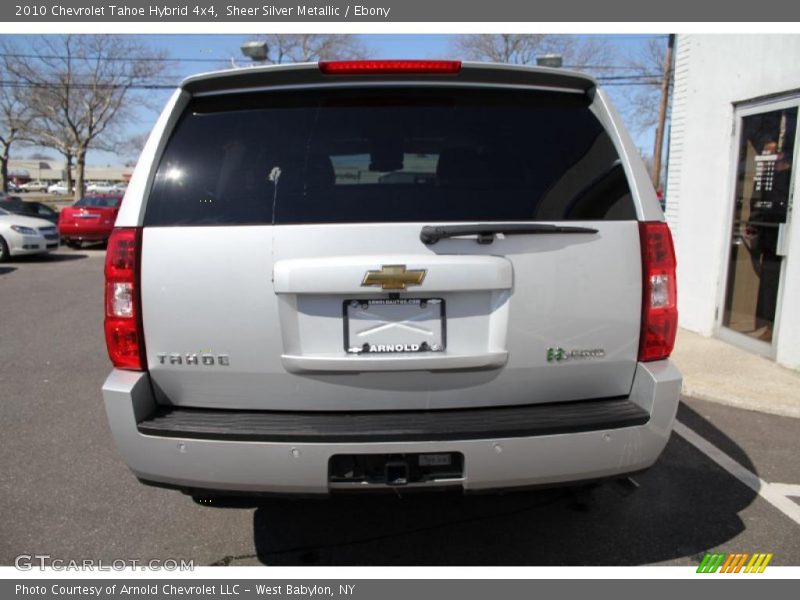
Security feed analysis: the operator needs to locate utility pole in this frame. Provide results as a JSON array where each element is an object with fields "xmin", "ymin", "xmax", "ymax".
[{"xmin": 652, "ymin": 33, "xmax": 675, "ymax": 191}]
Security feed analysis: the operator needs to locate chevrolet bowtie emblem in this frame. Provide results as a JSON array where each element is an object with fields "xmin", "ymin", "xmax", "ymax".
[{"xmin": 362, "ymin": 265, "xmax": 427, "ymax": 290}]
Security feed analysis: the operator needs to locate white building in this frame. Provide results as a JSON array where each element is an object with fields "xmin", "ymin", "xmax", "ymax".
[{"xmin": 666, "ymin": 34, "xmax": 800, "ymax": 369}]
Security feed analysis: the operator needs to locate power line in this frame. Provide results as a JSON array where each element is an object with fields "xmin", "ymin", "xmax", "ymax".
[
  {"xmin": 565, "ymin": 65, "xmax": 651, "ymax": 70},
  {"xmin": 0, "ymin": 80, "xmax": 175, "ymax": 90},
  {"xmin": 0, "ymin": 52, "xmax": 225, "ymax": 64},
  {"xmin": 597, "ymin": 74, "xmax": 661, "ymax": 80},
  {"xmin": 601, "ymin": 82, "xmax": 662, "ymax": 87},
  {"xmin": 353, "ymin": 34, "xmax": 667, "ymax": 40}
]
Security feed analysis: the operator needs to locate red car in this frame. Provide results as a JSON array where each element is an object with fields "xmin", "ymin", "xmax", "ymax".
[{"xmin": 58, "ymin": 195, "xmax": 123, "ymax": 248}]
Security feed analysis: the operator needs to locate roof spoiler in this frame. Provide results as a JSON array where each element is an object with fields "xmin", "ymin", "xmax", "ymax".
[{"xmin": 181, "ymin": 61, "xmax": 597, "ymax": 98}]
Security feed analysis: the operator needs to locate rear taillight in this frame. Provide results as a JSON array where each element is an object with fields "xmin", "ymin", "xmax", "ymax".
[
  {"xmin": 104, "ymin": 227, "xmax": 145, "ymax": 370},
  {"xmin": 319, "ymin": 60, "xmax": 462, "ymax": 75},
  {"xmin": 638, "ymin": 221, "xmax": 678, "ymax": 362}
]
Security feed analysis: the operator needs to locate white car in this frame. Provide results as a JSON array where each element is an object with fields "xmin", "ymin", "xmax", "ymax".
[
  {"xmin": 48, "ymin": 182, "xmax": 71, "ymax": 195},
  {"xmin": 86, "ymin": 181, "xmax": 118, "ymax": 194},
  {"xmin": 19, "ymin": 180, "xmax": 48, "ymax": 193},
  {"xmin": 0, "ymin": 207, "xmax": 60, "ymax": 261}
]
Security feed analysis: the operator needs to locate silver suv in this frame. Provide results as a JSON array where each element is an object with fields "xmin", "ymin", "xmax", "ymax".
[{"xmin": 102, "ymin": 60, "xmax": 681, "ymax": 497}]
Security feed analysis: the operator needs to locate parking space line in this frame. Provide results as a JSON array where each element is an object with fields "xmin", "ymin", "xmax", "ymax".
[
  {"xmin": 768, "ymin": 483, "xmax": 800, "ymax": 498},
  {"xmin": 674, "ymin": 421, "xmax": 800, "ymax": 527}
]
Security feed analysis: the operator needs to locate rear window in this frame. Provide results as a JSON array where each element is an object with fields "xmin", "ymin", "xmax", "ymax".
[
  {"xmin": 0, "ymin": 198, "xmax": 24, "ymax": 211},
  {"xmin": 35, "ymin": 204, "xmax": 56, "ymax": 216},
  {"xmin": 145, "ymin": 88, "xmax": 634, "ymax": 226},
  {"xmin": 74, "ymin": 197, "xmax": 121, "ymax": 208}
]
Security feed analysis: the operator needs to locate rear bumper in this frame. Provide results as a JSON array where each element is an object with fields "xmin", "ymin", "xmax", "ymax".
[
  {"xmin": 58, "ymin": 224, "xmax": 113, "ymax": 241},
  {"xmin": 59, "ymin": 231, "xmax": 110, "ymax": 242},
  {"xmin": 102, "ymin": 361, "xmax": 681, "ymax": 494}
]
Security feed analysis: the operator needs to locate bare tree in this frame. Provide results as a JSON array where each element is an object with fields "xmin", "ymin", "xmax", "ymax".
[
  {"xmin": 622, "ymin": 38, "xmax": 669, "ymax": 134},
  {"xmin": 118, "ymin": 131, "xmax": 150, "ymax": 163},
  {"xmin": 0, "ymin": 64, "xmax": 35, "ymax": 193},
  {"xmin": 3, "ymin": 35, "xmax": 169, "ymax": 200},
  {"xmin": 25, "ymin": 152, "xmax": 56, "ymax": 160},
  {"xmin": 24, "ymin": 103, "xmax": 77, "ymax": 192},
  {"xmin": 451, "ymin": 34, "xmax": 548, "ymax": 64},
  {"xmin": 247, "ymin": 34, "xmax": 368, "ymax": 64},
  {"xmin": 450, "ymin": 34, "xmax": 614, "ymax": 75}
]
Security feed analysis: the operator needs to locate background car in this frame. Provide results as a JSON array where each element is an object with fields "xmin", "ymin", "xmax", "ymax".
[
  {"xmin": 19, "ymin": 180, "xmax": 48, "ymax": 193},
  {"xmin": 0, "ymin": 207, "xmax": 60, "ymax": 261},
  {"xmin": 58, "ymin": 195, "xmax": 122, "ymax": 248},
  {"xmin": 0, "ymin": 196, "xmax": 59, "ymax": 224},
  {"xmin": 48, "ymin": 181, "xmax": 72, "ymax": 195},
  {"xmin": 86, "ymin": 181, "xmax": 118, "ymax": 194}
]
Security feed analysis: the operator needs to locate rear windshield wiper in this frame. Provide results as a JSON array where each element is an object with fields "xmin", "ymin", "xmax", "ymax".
[{"xmin": 420, "ymin": 223, "xmax": 598, "ymax": 245}]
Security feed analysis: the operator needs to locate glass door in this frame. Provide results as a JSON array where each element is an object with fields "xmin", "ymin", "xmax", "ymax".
[{"xmin": 721, "ymin": 103, "xmax": 797, "ymax": 352}]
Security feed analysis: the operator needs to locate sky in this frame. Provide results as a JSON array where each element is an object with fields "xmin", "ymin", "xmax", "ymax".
[{"xmin": 3, "ymin": 33, "xmax": 665, "ymax": 167}]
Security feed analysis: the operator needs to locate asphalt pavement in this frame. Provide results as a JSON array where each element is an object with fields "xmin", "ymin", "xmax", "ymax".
[{"xmin": 1, "ymin": 248, "xmax": 799, "ymax": 566}]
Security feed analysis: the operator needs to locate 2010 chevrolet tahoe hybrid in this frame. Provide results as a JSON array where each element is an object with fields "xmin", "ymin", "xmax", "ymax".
[{"xmin": 101, "ymin": 60, "xmax": 681, "ymax": 497}]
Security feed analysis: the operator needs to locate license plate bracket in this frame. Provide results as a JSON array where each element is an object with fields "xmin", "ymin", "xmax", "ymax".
[
  {"xmin": 344, "ymin": 298, "xmax": 446, "ymax": 354},
  {"xmin": 329, "ymin": 452, "xmax": 464, "ymax": 486}
]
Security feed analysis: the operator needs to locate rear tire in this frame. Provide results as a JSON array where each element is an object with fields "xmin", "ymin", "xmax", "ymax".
[
  {"xmin": 0, "ymin": 236, "xmax": 9, "ymax": 263},
  {"xmin": 66, "ymin": 240, "xmax": 81, "ymax": 249}
]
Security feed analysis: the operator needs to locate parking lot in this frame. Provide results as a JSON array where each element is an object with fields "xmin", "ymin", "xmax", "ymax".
[{"xmin": 1, "ymin": 248, "xmax": 799, "ymax": 567}]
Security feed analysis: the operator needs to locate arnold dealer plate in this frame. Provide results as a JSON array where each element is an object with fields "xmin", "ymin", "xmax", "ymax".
[{"xmin": 345, "ymin": 298, "xmax": 445, "ymax": 354}]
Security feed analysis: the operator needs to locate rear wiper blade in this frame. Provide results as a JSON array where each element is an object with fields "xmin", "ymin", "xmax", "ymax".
[{"xmin": 420, "ymin": 223, "xmax": 598, "ymax": 245}]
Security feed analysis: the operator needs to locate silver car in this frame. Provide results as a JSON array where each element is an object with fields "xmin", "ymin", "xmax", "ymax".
[
  {"xmin": 0, "ymin": 207, "xmax": 60, "ymax": 261},
  {"xmin": 102, "ymin": 61, "xmax": 681, "ymax": 498}
]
